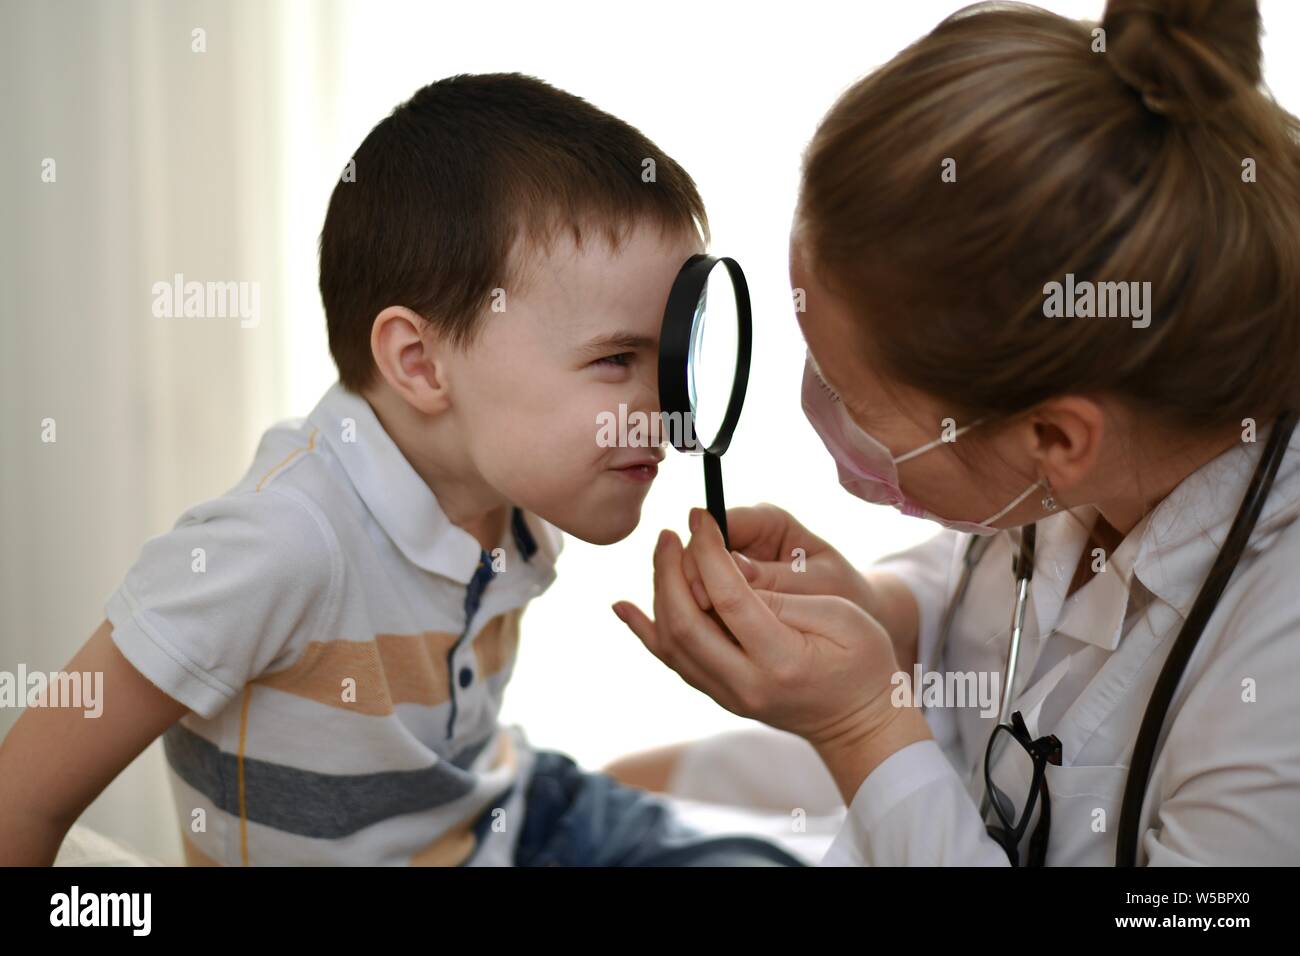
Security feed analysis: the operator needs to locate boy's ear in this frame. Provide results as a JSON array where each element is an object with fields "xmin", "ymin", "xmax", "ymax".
[{"xmin": 369, "ymin": 306, "xmax": 452, "ymax": 415}]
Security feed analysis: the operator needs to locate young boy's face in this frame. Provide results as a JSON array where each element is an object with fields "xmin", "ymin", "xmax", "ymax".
[{"xmin": 443, "ymin": 222, "xmax": 704, "ymax": 544}]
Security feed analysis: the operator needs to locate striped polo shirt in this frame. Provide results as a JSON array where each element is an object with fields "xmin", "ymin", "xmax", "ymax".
[{"xmin": 105, "ymin": 382, "xmax": 562, "ymax": 865}]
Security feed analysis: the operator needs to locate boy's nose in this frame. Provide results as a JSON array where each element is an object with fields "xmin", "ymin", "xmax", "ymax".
[{"xmin": 633, "ymin": 374, "xmax": 662, "ymax": 416}]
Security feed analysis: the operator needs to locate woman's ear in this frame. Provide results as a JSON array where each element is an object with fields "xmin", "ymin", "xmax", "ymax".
[
  {"xmin": 1026, "ymin": 395, "xmax": 1107, "ymax": 497},
  {"xmin": 369, "ymin": 306, "xmax": 452, "ymax": 415}
]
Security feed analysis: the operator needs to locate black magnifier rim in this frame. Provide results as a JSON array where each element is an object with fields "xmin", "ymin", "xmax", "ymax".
[{"xmin": 657, "ymin": 254, "xmax": 753, "ymax": 456}]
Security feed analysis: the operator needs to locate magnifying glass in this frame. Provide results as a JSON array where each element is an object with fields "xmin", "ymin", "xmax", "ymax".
[{"xmin": 658, "ymin": 254, "xmax": 753, "ymax": 549}]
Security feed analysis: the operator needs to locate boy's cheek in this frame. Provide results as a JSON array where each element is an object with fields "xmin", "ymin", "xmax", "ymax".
[{"xmin": 473, "ymin": 421, "xmax": 600, "ymax": 496}]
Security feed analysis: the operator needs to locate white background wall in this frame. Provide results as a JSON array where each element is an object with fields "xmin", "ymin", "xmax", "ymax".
[{"xmin": 3, "ymin": 0, "xmax": 1297, "ymax": 863}]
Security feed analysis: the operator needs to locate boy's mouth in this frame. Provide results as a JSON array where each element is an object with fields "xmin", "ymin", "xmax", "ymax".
[{"xmin": 609, "ymin": 456, "xmax": 661, "ymax": 483}]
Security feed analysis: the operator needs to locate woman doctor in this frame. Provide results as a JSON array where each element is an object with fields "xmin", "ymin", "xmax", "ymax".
[{"xmin": 610, "ymin": 0, "xmax": 1300, "ymax": 865}]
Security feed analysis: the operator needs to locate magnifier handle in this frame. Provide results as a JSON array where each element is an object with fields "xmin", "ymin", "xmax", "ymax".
[{"xmin": 703, "ymin": 453, "xmax": 729, "ymax": 549}]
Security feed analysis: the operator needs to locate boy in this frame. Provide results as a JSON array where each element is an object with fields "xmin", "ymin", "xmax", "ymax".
[{"xmin": 0, "ymin": 73, "xmax": 801, "ymax": 867}]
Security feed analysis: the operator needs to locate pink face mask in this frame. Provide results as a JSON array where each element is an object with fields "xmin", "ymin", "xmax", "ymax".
[{"xmin": 800, "ymin": 350, "xmax": 1044, "ymax": 536}]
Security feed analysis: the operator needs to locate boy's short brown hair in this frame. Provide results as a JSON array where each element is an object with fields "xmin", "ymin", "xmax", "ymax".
[{"xmin": 319, "ymin": 72, "xmax": 710, "ymax": 392}]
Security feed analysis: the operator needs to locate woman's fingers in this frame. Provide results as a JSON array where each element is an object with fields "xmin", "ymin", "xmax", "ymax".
[
  {"xmin": 651, "ymin": 530, "xmax": 758, "ymax": 702},
  {"xmin": 613, "ymin": 599, "xmax": 657, "ymax": 652},
  {"xmin": 652, "ymin": 529, "xmax": 691, "ymax": 633},
  {"xmin": 753, "ymin": 589, "xmax": 879, "ymax": 650},
  {"xmin": 724, "ymin": 503, "xmax": 831, "ymax": 557},
  {"xmin": 686, "ymin": 512, "xmax": 785, "ymax": 657},
  {"xmin": 654, "ymin": 531, "xmax": 752, "ymax": 664},
  {"xmin": 613, "ymin": 599, "xmax": 731, "ymax": 702},
  {"xmin": 681, "ymin": 547, "xmax": 711, "ymax": 610},
  {"xmin": 754, "ymin": 587, "xmax": 863, "ymax": 632},
  {"xmin": 721, "ymin": 503, "xmax": 794, "ymax": 562},
  {"xmin": 729, "ymin": 550, "xmax": 806, "ymax": 594},
  {"xmin": 698, "ymin": 507, "xmax": 830, "ymax": 596}
]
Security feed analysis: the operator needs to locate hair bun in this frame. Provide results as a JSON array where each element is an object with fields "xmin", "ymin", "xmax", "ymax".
[{"xmin": 1101, "ymin": 0, "xmax": 1262, "ymax": 120}]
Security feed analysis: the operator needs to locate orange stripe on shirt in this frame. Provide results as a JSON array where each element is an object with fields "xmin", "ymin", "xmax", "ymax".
[
  {"xmin": 237, "ymin": 686, "xmax": 253, "ymax": 865},
  {"xmin": 255, "ymin": 427, "xmax": 319, "ymax": 492},
  {"xmin": 251, "ymin": 610, "xmax": 523, "ymax": 715}
]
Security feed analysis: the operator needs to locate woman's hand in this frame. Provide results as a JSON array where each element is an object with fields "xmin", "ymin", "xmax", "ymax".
[
  {"xmin": 612, "ymin": 510, "xmax": 932, "ymax": 802},
  {"xmin": 680, "ymin": 503, "xmax": 875, "ymax": 616}
]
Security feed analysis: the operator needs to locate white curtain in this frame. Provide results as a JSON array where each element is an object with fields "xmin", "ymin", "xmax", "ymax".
[{"xmin": 0, "ymin": 0, "xmax": 343, "ymax": 863}]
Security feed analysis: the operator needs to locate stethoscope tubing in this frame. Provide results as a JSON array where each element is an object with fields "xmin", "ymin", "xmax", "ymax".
[{"xmin": 932, "ymin": 413, "xmax": 1297, "ymax": 863}]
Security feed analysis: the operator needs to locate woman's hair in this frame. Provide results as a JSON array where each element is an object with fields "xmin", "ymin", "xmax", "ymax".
[{"xmin": 797, "ymin": 0, "xmax": 1300, "ymax": 435}]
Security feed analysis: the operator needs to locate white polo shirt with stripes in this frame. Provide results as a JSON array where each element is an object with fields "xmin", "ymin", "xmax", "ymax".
[{"xmin": 105, "ymin": 382, "xmax": 562, "ymax": 865}]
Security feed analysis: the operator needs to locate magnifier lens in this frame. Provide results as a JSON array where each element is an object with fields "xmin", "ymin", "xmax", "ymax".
[
  {"xmin": 686, "ymin": 292, "xmax": 706, "ymax": 420},
  {"xmin": 686, "ymin": 264, "xmax": 740, "ymax": 450}
]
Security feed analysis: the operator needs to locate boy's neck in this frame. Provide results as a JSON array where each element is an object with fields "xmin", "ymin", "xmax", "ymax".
[
  {"xmin": 361, "ymin": 385, "xmax": 511, "ymax": 553},
  {"xmin": 460, "ymin": 506, "xmax": 509, "ymax": 555}
]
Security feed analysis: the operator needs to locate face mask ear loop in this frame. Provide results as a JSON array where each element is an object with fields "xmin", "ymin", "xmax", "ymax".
[
  {"xmin": 892, "ymin": 416, "xmax": 989, "ymax": 466},
  {"xmin": 980, "ymin": 477, "xmax": 1049, "ymax": 527}
]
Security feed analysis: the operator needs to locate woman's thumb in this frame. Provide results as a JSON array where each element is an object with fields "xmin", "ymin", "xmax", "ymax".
[
  {"xmin": 731, "ymin": 551, "xmax": 761, "ymax": 583},
  {"xmin": 731, "ymin": 551, "xmax": 799, "ymax": 593}
]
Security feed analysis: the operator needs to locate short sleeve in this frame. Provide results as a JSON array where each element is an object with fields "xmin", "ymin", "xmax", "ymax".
[{"xmin": 104, "ymin": 487, "xmax": 340, "ymax": 720}]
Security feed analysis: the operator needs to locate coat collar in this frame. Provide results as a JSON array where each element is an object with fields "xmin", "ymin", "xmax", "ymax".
[{"xmin": 1029, "ymin": 419, "xmax": 1300, "ymax": 649}]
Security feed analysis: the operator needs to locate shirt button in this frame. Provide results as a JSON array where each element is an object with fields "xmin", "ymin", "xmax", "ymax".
[{"xmin": 458, "ymin": 666, "xmax": 474, "ymax": 688}]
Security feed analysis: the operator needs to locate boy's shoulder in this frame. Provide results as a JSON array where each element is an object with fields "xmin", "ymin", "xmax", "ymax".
[
  {"xmin": 168, "ymin": 411, "xmax": 346, "ymax": 575},
  {"xmin": 192, "ymin": 384, "xmax": 392, "ymax": 556},
  {"xmin": 105, "ymin": 413, "xmax": 345, "ymax": 721},
  {"xmin": 220, "ymin": 403, "xmax": 347, "ymax": 514},
  {"xmin": 171, "ymin": 382, "xmax": 567, "ymax": 594},
  {"xmin": 223, "ymin": 388, "xmax": 566, "ymax": 589}
]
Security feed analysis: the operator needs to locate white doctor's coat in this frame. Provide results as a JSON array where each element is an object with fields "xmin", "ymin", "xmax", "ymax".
[{"xmin": 671, "ymin": 421, "xmax": 1300, "ymax": 866}]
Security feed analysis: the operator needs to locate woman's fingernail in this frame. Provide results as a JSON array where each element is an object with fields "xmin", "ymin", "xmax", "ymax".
[
  {"xmin": 732, "ymin": 551, "xmax": 757, "ymax": 580},
  {"xmin": 612, "ymin": 602, "xmax": 628, "ymax": 622},
  {"xmin": 689, "ymin": 509, "xmax": 700, "ymax": 533}
]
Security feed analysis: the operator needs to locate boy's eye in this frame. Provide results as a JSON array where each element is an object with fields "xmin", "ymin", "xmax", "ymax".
[{"xmin": 593, "ymin": 352, "xmax": 633, "ymax": 368}]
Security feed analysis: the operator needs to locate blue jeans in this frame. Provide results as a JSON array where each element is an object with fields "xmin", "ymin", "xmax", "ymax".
[{"xmin": 471, "ymin": 749, "xmax": 806, "ymax": 867}]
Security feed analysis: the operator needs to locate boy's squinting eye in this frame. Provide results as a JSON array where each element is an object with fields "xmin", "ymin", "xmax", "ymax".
[{"xmin": 592, "ymin": 352, "xmax": 633, "ymax": 368}]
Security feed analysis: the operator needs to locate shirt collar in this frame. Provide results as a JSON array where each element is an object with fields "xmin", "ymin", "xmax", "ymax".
[
  {"xmin": 1032, "ymin": 504, "xmax": 1150, "ymax": 651},
  {"xmin": 1029, "ymin": 419, "xmax": 1300, "ymax": 646},
  {"xmin": 307, "ymin": 383, "xmax": 562, "ymax": 584},
  {"xmin": 1131, "ymin": 418, "xmax": 1300, "ymax": 619}
]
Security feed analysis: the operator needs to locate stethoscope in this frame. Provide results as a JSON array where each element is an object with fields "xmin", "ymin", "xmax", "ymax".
[{"xmin": 929, "ymin": 411, "xmax": 1298, "ymax": 866}]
